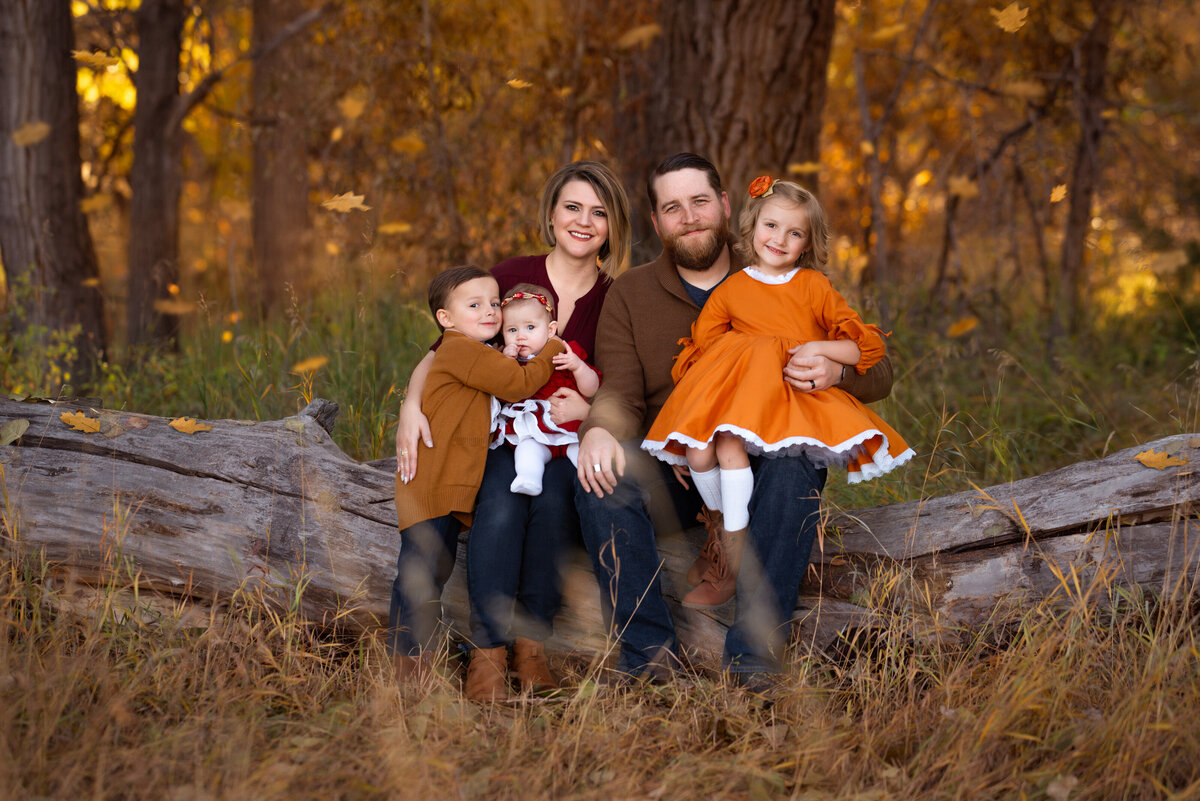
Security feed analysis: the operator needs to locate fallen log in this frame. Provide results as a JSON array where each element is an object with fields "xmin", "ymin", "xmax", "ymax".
[{"xmin": 1, "ymin": 397, "xmax": 1197, "ymax": 657}]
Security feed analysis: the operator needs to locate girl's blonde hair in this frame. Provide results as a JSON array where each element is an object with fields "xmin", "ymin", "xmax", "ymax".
[
  {"xmin": 732, "ymin": 180, "xmax": 830, "ymax": 271},
  {"xmin": 537, "ymin": 160, "xmax": 632, "ymax": 278}
]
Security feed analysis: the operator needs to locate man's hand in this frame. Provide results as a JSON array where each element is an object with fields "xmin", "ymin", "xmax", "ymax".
[
  {"xmin": 549, "ymin": 387, "xmax": 590, "ymax": 425},
  {"xmin": 577, "ymin": 426, "xmax": 625, "ymax": 497},
  {"xmin": 396, "ymin": 401, "xmax": 432, "ymax": 484},
  {"xmin": 783, "ymin": 348, "xmax": 842, "ymax": 393}
]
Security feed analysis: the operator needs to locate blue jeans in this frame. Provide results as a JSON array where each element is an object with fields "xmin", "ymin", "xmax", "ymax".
[
  {"xmin": 466, "ymin": 446, "xmax": 580, "ymax": 648},
  {"xmin": 576, "ymin": 443, "xmax": 824, "ymax": 676},
  {"xmin": 387, "ymin": 514, "xmax": 460, "ymax": 656}
]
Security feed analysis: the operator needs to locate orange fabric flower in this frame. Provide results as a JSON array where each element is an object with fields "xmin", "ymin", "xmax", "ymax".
[{"xmin": 748, "ymin": 175, "xmax": 774, "ymax": 198}]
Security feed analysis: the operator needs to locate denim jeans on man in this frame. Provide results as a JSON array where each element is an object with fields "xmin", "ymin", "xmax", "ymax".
[{"xmin": 575, "ymin": 444, "xmax": 824, "ymax": 676}]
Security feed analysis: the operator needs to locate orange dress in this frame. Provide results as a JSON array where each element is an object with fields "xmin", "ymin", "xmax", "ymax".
[{"xmin": 641, "ymin": 268, "xmax": 913, "ymax": 484}]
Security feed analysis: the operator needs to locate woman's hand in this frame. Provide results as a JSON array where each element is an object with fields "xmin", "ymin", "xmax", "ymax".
[
  {"xmin": 783, "ymin": 348, "xmax": 842, "ymax": 393},
  {"xmin": 671, "ymin": 463, "xmax": 691, "ymax": 490},
  {"xmin": 549, "ymin": 387, "xmax": 590, "ymax": 425},
  {"xmin": 396, "ymin": 400, "xmax": 432, "ymax": 484}
]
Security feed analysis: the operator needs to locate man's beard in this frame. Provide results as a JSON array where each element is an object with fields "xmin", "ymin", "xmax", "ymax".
[{"xmin": 661, "ymin": 217, "xmax": 730, "ymax": 273}]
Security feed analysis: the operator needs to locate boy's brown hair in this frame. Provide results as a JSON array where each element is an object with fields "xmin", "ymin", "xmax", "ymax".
[{"xmin": 427, "ymin": 265, "xmax": 493, "ymax": 331}]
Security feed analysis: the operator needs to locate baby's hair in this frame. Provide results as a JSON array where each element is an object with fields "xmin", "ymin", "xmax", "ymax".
[
  {"xmin": 427, "ymin": 265, "xmax": 493, "ymax": 331},
  {"xmin": 732, "ymin": 180, "xmax": 830, "ymax": 271},
  {"xmin": 502, "ymin": 282, "xmax": 556, "ymax": 318}
]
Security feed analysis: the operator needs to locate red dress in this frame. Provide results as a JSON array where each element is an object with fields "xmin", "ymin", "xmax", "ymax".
[
  {"xmin": 641, "ymin": 268, "xmax": 913, "ymax": 484},
  {"xmin": 492, "ymin": 341, "xmax": 595, "ymax": 458}
]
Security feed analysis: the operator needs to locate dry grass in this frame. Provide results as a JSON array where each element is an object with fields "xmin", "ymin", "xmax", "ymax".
[{"xmin": 3, "ymin": 534, "xmax": 1199, "ymax": 801}]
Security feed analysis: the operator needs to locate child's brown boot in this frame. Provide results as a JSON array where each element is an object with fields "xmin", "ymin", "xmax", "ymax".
[
  {"xmin": 681, "ymin": 526, "xmax": 746, "ymax": 609},
  {"xmin": 687, "ymin": 508, "xmax": 725, "ymax": 586},
  {"xmin": 465, "ymin": 646, "xmax": 510, "ymax": 702},
  {"xmin": 512, "ymin": 637, "xmax": 558, "ymax": 694}
]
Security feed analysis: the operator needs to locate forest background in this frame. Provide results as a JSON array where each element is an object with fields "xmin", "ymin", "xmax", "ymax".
[
  {"xmin": 2, "ymin": 0, "xmax": 1198, "ymax": 506},
  {"xmin": 3, "ymin": 2, "xmax": 1200, "ymax": 799}
]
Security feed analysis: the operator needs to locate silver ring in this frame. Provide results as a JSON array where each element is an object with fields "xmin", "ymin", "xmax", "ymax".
[
  {"xmin": 592, "ymin": 463, "xmax": 602, "ymax": 473},
  {"xmin": 809, "ymin": 380, "xmax": 816, "ymax": 390},
  {"xmin": 400, "ymin": 449, "xmax": 407, "ymax": 455}
]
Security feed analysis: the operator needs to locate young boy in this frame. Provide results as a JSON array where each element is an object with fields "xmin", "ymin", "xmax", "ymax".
[{"xmin": 389, "ymin": 265, "xmax": 565, "ymax": 692}]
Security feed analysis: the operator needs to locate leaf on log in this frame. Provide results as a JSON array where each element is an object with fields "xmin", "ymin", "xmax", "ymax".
[
  {"xmin": 1, "ymin": 419, "xmax": 29, "ymax": 445},
  {"xmin": 1135, "ymin": 449, "xmax": 1188, "ymax": 470},
  {"xmin": 169, "ymin": 417, "xmax": 214, "ymax": 434},
  {"xmin": 61, "ymin": 410, "xmax": 100, "ymax": 433}
]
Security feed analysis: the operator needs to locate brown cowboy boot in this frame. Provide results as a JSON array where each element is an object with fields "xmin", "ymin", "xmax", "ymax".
[
  {"xmin": 681, "ymin": 526, "xmax": 747, "ymax": 609},
  {"xmin": 465, "ymin": 646, "xmax": 510, "ymax": 702},
  {"xmin": 687, "ymin": 508, "xmax": 725, "ymax": 586},
  {"xmin": 512, "ymin": 637, "xmax": 559, "ymax": 694}
]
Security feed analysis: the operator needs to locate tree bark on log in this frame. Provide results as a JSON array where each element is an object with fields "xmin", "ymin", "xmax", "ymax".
[{"xmin": 2, "ymin": 396, "xmax": 1196, "ymax": 658}]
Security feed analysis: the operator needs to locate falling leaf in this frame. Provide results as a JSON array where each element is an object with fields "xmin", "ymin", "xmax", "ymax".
[
  {"xmin": 505, "ymin": 78, "xmax": 533, "ymax": 89},
  {"xmin": 787, "ymin": 162, "xmax": 822, "ymax": 175},
  {"xmin": 377, "ymin": 222, "xmax": 413, "ymax": 235},
  {"xmin": 11, "ymin": 121, "xmax": 51, "ymax": 147},
  {"xmin": 871, "ymin": 23, "xmax": 908, "ymax": 41},
  {"xmin": 73, "ymin": 50, "xmax": 120, "ymax": 68},
  {"xmin": 947, "ymin": 316, "xmax": 980, "ymax": 337},
  {"xmin": 1, "ymin": 419, "xmax": 30, "ymax": 446},
  {"xmin": 337, "ymin": 86, "xmax": 369, "ymax": 120},
  {"xmin": 1135, "ymin": 449, "xmax": 1188, "ymax": 470},
  {"xmin": 390, "ymin": 134, "xmax": 426, "ymax": 154},
  {"xmin": 948, "ymin": 175, "xmax": 979, "ymax": 198},
  {"xmin": 1046, "ymin": 774, "xmax": 1079, "ymax": 801},
  {"xmin": 991, "ymin": 2, "xmax": 1028, "ymax": 33},
  {"xmin": 81, "ymin": 277, "xmax": 101, "ymax": 288},
  {"xmin": 221, "ymin": 330, "xmax": 234, "ymax": 343},
  {"xmin": 615, "ymin": 23, "xmax": 662, "ymax": 49},
  {"xmin": 1002, "ymin": 80, "xmax": 1044, "ymax": 99},
  {"xmin": 169, "ymin": 417, "xmax": 214, "ymax": 434},
  {"xmin": 859, "ymin": 140, "xmax": 876, "ymax": 156},
  {"xmin": 329, "ymin": 126, "xmax": 344, "ymax": 143},
  {"xmin": 153, "ymin": 298, "xmax": 197, "ymax": 315},
  {"xmin": 321, "ymin": 192, "xmax": 371, "ymax": 213},
  {"xmin": 1050, "ymin": 184, "xmax": 1068, "ymax": 203},
  {"xmin": 61, "ymin": 410, "xmax": 100, "ymax": 433},
  {"xmin": 291, "ymin": 356, "xmax": 329, "ymax": 374}
]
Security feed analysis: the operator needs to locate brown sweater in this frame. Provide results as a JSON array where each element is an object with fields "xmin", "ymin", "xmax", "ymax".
[
  {"xmin": 581, "ymin": 249, "xmax": 894, "ymax": 442},
  {"xmin": 395, "ymin": 331, "xmax": 565, "ymax": 531}
]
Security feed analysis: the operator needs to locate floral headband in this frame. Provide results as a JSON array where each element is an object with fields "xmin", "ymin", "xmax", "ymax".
[
  {"xmin": 501, "ymin": 290, "xmax": 553, "ymax": 314},
  {"xmin": 748, "ymin": 175, "xmax": 775, "ymax": 199}
]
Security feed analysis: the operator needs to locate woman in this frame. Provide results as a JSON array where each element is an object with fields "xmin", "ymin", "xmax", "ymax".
[{"xmin": 394, "ymin": 161, "xmax": 631, "ymax": 699}]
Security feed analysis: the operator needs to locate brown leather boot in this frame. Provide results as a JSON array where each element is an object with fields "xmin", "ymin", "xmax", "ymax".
[
  {"xmin": 686, "ymin": 508, "xmax": 725, "ymax": 586},
  {"xmin": 465, "ymin": 646, "xmax": 510, "ymax": 702},
  {"xmin": 681, "ymin": 527, "xmax": 747, "ymax": 609},
  {"xmin": 512, "ymin": 637, "xmax": 559, "ymax": 694},
  {"xmin": 393, "ymin": 652, "xmax": 431, "ymax": 685}
]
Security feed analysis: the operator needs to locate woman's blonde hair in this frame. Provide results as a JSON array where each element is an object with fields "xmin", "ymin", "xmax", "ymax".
[
  {"xmin": 732, "ymin": 180, "xmax": 830, "ymax": 272},
  {"xmin": 538, "ymin": 160, "xmax": 632, "ymax": 277}
]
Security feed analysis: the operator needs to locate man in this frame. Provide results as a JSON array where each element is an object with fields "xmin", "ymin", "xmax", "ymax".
[{"xmin": 575, "ymin": 153, "xmax": 893, "ymax": 683}]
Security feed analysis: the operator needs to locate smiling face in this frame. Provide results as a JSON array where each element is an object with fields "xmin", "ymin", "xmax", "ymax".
[
  {"xmin": 549, "ymin": 179, "xmax": 609, "ymax": 262},
  {"xmin": 650, "ymin": 167, "xmax": 732, "ymax": 272},
  {"xmin": 751, "ymin": 198, "xmax": 811, "ymax": 275},
  {"xmin": 501, "ymin": 299, "xmax": 557, "ymax": 360},
  {"xmin": 434, "ymin": 276, "xmax": 501, "ymax": 342}
]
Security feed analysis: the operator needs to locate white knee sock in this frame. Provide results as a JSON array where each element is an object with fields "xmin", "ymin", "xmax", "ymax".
[
  {"xmin": 511, "ymin": 439, "xmax": 552, "ymax": 495},
  {"xmin": 690, "ymin": 466, "xmax": 722, "ymax": 511},
  {"xmin": 721, "ymin": 467, "xmax": 753, "ymax": 530}
]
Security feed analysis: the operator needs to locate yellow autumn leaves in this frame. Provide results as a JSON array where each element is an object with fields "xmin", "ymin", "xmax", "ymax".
[{"xmin": 60, "ymin": 410, "xmax": 213, "ymax": 435}]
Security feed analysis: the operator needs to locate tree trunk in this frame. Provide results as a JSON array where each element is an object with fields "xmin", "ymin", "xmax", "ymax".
[
  {"xmin": 1054, "ymin": 0, "xmax": 1116, "ymax": 339},
  {"xmin": 0, "ymin": 0, "xmax": 107, "ymax": 383},
  {"xmin": 4, "ymin": 395, "xmax": 1196, "ymax": 657},
  {"xmin": 620, "ymin": 0, "xmax": 837, "ymax": 263},
  {"xmin": 126, "ymin": 0, "xmax": 185, "ymax": 348},
  {"xmin": 251, "ymin": 0, "xmax": 311, "ymax": 317}
]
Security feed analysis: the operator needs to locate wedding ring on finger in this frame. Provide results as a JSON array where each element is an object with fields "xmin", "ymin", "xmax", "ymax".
[
  {"xmin": 809, "ymin": 379, "xmax": 816, "ymax": 390},
  {"xmin": 593, "ymin": 463, "xmax": 602, "ymax": 473}
]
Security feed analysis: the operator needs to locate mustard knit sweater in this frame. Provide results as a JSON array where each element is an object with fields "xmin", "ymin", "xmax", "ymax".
[{"xmin": 394, "ymin": 331, "xmax": 565, "ymax": 531}]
